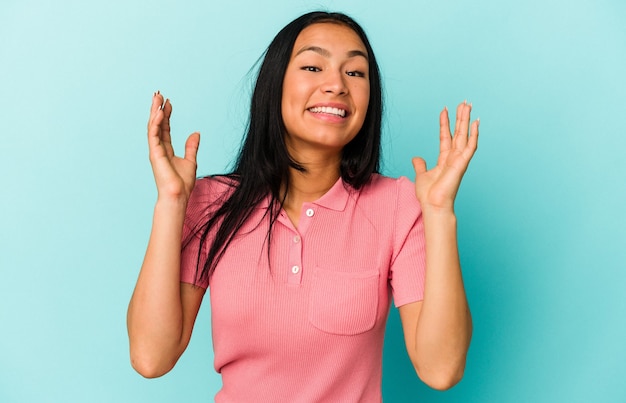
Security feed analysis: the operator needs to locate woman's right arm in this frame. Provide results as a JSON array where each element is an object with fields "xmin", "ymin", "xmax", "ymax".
[{"xmin": 127, "ymin": 92, "xmax": 205, "ymax": 378}]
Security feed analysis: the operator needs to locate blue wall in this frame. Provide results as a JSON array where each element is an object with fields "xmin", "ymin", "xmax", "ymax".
[{"xmin": 1, "ymin": 0, "xmax": 625, "ymax": 401}]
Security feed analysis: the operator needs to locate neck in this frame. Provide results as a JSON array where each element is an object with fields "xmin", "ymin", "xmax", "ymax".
[{"xmin": 282, "ymin": 154, "xmax": 341, "ymax": 216}]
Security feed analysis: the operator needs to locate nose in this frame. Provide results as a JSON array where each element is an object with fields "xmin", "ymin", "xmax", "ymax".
[{"xmin": 321, "ymin": 70, "xmax": 348, "ymax": 95}]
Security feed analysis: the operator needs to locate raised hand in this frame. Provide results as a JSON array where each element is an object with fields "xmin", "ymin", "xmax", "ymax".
[
  {"xmin": 412, "ymin": 101, "xmax": 479, "ymax": 212},
  {"xmin": 147, "ymin": 92, "xmax": 200, "ymax": 201}
]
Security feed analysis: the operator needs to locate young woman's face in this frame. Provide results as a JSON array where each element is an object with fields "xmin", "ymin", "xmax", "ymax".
[{"xmin": 281, "ymin": 23, "xmax": 370, "ymax": 157}]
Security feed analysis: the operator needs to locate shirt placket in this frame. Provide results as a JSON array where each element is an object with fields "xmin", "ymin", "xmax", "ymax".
[{"xmin": 284, "ymin": 204, "xmax": 316, "ymax": 285}]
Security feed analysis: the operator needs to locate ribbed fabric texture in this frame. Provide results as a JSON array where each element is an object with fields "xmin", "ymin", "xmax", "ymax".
[{"xmin": 180, "ymin": 174, "xmax": 426, "ymax": 402}]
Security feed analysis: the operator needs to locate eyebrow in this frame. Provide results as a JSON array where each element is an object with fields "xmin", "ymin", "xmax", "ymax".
[{"xmin": 295, "ymin": 46, "xmax": 368, "ymax": 60}]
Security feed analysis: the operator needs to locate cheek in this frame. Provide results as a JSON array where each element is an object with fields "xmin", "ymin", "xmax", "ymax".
[
  {"xmin": 352, "ymin": 79, "xmax": 370, "ymax": 102},
  {"xmin": 281, "ymin": 79, "xmax": 299, "ymax": 117},
  {"xmin": 364, "ymin": 81, "xmax": 371, "ymax": 102},
  {"xmin": 355, "ymin": 84, "xmax": 370, "ymax": 113},
  {"xmin": 282, "ymin": 81, "xmax": 304, "ymax": 113}
]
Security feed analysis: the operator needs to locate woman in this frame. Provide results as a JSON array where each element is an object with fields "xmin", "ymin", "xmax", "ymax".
[{"xmin": 127, "ymin": 11, "xmax": 477, "ymax": 402}]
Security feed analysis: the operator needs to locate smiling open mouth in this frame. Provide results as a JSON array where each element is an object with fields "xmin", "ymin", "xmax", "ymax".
[{"xmin": 308, "ymin": 106, "xmax": 347, "ymax": 118}]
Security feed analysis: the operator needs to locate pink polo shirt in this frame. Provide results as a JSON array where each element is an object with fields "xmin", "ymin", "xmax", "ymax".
[{"xmin": 180, "ymin": 174, "xmax": 426, "ymax": 402}]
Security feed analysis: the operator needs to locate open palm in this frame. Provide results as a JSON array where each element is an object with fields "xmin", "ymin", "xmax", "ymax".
[
  {"xmin": 147, "ymin": 92, "xmax": 200, "ymax": 201},
  {"xmin": 413, "ymin": 101, "xmax": 479, "ymax": 212}
]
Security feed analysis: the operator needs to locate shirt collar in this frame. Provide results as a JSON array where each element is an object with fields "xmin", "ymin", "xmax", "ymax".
[
  {"xmin": 255, "ymin": 177, "xmax": 352, "ymax": 212},
  {"xmin": 310, "ymin": 177, "xmax": 351, "ymax": 212}
]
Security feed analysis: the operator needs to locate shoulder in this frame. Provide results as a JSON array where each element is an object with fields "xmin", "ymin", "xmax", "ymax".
[
  {"xmin": 185, "ymin": 175, "xmax": 237, "ymax": 226},
  {"xmin": 348, "ymin": 174, "xmax": 419, "ymax": 219},
  {"xmin": 189, "ymin": 175, "xmax": 237, "ymax": 205},
  {"xmin": 355, "ymin": 174, "xmax": 421, "ymax": 222},
  {"xmin": 360, "ymin": 174, "xmax": 417, "ymax": 203}
]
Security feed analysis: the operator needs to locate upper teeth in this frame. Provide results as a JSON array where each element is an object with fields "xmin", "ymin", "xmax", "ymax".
[{"xmin": 309, "ymin": 106, "xmax": 346, "ymax": 117}]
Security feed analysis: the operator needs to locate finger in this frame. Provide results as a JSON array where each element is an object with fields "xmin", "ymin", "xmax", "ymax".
[
  {"xmin": 411, "ymin": 157, "xmax": 427, "ymax": 176},
  {"xmin": 147, "ymin": 91, "xmax": 164, "ymax": 136},
  {"xmin": 462, "ymin": 118, "xmax": 479, "ymax": 161},
  {"xmin": 439, "ymin": 106, "xmax": 452, "ymax": 154},
  {"xmin": 159, "ymin": 99, "xmax": 175, "ymax": 158},
  {"xmin": 452, "ymin": 101, "xmax": 464, "ymax": 139},
  {"xmin": 160, "ymin": 98, "xmax": 172, "ymax": 142},
  {"xmin": 184, "ymin": 132, "xmax": 201, "ymax": 164},
  {"xmin": 147, "ymin": 92, "xmax": 165, "ymax": 151},
  {"xmin": 148, "ymin": 91, "xmax": 164, "ymax": 128},
  {"xmin": 453, "ymin": 101, "xmax": 471, "ymax": 149}
]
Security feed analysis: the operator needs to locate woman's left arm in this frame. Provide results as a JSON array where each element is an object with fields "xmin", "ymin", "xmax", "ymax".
[{"xmin": 398, "ymin": 101, "xmax": 478, "ymax": 390}]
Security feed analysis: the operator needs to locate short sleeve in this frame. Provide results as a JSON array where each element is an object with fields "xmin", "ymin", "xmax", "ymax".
[
  {"xmin": 388, "ymin": 176, "xmax": 426, "ymax": 307},
  {"xmin": 180, "ymin": 177, "xmax": 232, "ymax": 289}
]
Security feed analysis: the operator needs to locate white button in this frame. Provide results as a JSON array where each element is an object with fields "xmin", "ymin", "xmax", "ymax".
[
  {"xmin": 305, "ymin": 208, "xmax": 314, "ymax": 217},
  {"xmin": 293, "ymin": 235, "xmax": 300, "ymax": 243},
  {"xmin": 291, "ymin": 265, "xmax": 300, "ymax": 274}
]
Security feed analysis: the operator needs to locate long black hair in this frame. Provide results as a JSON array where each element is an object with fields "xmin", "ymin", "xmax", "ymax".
[{"xmin": 189, "ymin": 11, "xmax": 384, "ymax": 284}]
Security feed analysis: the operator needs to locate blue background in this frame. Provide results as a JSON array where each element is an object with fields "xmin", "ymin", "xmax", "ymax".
[{"xmin": 1, "ymin": 0, "xmax": 625, "ymax": 402}]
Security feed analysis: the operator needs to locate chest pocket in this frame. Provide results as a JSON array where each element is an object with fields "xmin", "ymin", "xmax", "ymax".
[{"xmin": 308, "ymin": 267, "xmax": 379, "ymax": 335}]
